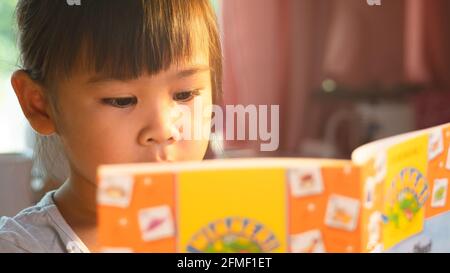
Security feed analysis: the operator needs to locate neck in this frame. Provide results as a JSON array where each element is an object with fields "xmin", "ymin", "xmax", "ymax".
[{"xmin": 54, "ymin": 169, "xmax": 97, "ymax": 227}]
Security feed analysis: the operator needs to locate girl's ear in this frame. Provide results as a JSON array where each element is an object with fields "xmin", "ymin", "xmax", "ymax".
[{"xmin": 11, "ymin": 70, "xmax": 56, "ymax": 136}]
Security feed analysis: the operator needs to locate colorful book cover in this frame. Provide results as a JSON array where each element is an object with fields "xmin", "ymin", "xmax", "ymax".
[{"xmin": 97, "ymin": 123, "xmax": 450, "ymax": 253}]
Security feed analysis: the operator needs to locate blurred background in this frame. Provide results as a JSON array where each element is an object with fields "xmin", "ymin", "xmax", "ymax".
[
  {"xmin": 217, "ymin": 0, "xmax": 450, "ymax": 159},
  {"xmin": 1, "ymin": 0, "xmax": 450, "ymax": 216}
]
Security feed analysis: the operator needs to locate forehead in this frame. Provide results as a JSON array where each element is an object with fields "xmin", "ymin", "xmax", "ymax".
[
  {"xmin": 55, "ymin": 50, "xmax": 209, "ymax": 88},
  {"xmin": 64, "ymin": 50, "xmax": 211, "ymax": 87},
  {"xmin": 65, "ymin": 23, "xmax": 208, "ymax": 71},
  {"xmin": 60, "ymin": 16, "xmax": 212, "ymax": 82}
]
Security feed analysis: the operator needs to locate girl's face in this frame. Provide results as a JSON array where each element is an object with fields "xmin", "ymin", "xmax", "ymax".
[{"xmin": 53, "ymin": 53, "xmax": 212, "ymax": 184}]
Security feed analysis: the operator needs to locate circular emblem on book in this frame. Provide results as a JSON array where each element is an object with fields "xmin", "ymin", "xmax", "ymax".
[
  {"xmin": 186, "ymin": 217, "xmax": 279, "ymax": 253},
  {"xmin": 383, "ymin": 167, "xmax": 429, "ymax": 227}
]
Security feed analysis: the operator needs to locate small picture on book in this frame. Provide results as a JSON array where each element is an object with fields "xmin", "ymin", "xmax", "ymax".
[
  {"xmin": 98, "ymin": 174, "xmax": 134, "ymax": 208},
  {"xmin": 290, "ymin": 229, "xmax": 325, "ymax": 253},
  {"xmin": 288, "ymin": 167, "xmax": 324, "ymax": 198},
  {"xmin": 138, "ymin": 205, "xmax": 175, "ymax": 242},
  {"xmin": 429, "ymin": 130, "xmax": 444, "ymax": 161},
  {"xmin": 325, "ymin": 194, "xmax": 360, "ymax": 231},
  {"xmin": 431, "ymin": 178, "xmax": 448, "ymax": 208}
]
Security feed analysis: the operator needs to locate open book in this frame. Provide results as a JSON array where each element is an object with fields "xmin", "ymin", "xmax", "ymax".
[{"xmin": 96, "ymin": 122, "xmax": 450, "ymax": 253}]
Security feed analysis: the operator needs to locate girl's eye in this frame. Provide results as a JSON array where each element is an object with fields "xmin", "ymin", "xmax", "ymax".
[
  {"xmin": 102, "ymin": 97, "xmax": 138, "ymax": 108},
  {"xmin": 173, "ymin": 90, "xmax": 200, "ymax": 102}
]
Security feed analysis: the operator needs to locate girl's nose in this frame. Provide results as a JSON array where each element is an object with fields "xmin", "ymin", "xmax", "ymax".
[
  {"xmin": 138, "ymin": 127, "xmax": 179, "ymax": 146},
  {"xmin": 137, "ymin": 107, "xmax": 181, "ymax": 147},
  {"xmin": 138, "ymin": 124, "xmax": 181, "ymax": 146}
]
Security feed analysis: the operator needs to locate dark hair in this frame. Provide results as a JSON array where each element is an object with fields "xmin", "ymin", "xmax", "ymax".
[{"xmin": 15, "ymin": 0, "xmax": 222, "ymax": 104}]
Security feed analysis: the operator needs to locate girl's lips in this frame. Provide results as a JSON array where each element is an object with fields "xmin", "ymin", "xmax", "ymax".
[
  {"xmin": 151, "ymin": 151, "xmax": 174, "ymax": 163},
  {"xmin": 139, "ymin": 145, "xmax": 175, "ymax": 163},
  {"xmin": 154, "ymin": 158, "xmax": 173, "ymax": 163},
  {"xmin": 154, "ymin": 145, "xmax": 177, "ymax": 163}
]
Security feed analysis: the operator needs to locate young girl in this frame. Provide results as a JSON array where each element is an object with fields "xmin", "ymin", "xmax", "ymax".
[{"xmin": 0, "ymin": 0, "xmax": 222, "ymax": 253}]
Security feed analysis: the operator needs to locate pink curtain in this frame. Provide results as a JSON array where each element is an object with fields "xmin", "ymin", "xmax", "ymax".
[
  {"xmin": 221, "ymin": 0, "xmax": 287, "ymax": 154},
  {"xmin": 405, "ymin": 0, "xmax": 450, "ymax": 128},
  {"xmin": 221, "ymin": 0, "xmax": 332, "ymax": 155},
  {"xmin": 322, "ymin": 0, "xmax": 406, "ymax": 88},
  {"xmin": 405, "ymin": 0, "xmax": 450, "ymax": 88}
]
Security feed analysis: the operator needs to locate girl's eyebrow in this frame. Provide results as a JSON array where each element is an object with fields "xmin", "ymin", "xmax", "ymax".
[
  {"xmin": 86, "ymin": 66, "xmax": 212, "ymax": 85},
  {"xmin": 175, "ymin": 66, "xmax": 212, "ymax": 79},
  {"xmin": 86, "ymin": 76, "xmax": 119, "ymax": 85}
]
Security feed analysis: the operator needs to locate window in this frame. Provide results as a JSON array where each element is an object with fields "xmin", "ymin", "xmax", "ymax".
[{"xmin": 0, "ymin": 0, "xmax": 29, "ymax": 153}]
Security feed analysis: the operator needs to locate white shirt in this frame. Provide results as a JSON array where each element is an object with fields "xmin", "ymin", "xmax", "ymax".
[{"xmin": 0, "ymin": 191, "xmax": 90, "ymax": 253}]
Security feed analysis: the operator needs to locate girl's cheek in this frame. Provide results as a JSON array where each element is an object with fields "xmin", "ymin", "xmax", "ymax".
[{"xmin": 179, "ymin": 139, "xmax": 209, "ymax": 161}]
